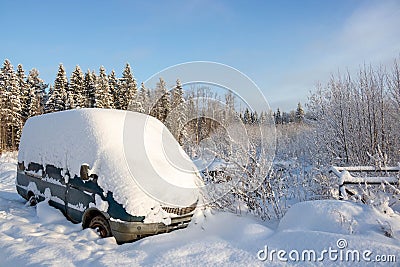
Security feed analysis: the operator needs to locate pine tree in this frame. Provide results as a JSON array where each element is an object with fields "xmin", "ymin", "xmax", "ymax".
[
  {"xmin": 108, "ymin": 70, "xmax": 119, "ymax": 109},
  {"xmin": 94, "ymin": 66, "xmax": 112, "ymax": 108},
  {"xmin": 69, "ymin": 65, "xmax": 85, "ymax": 108},
  {"xmin": 119, "ymin": 63, "xmax": 137, "ymax": 110},
  {"xmin": 295, "ymin": 102, "xmax": 305, "ymax": 123},
  {"xmin": 26, "ymin": 68, "xmax": 47, "ymax": 115},
  {"xmin": 45, "ymin": 64, "xmax": 68, "ymax": 113},
  {"xmin": 84, "ymin": 70, "xmax": 96, "ymax": 108},
  {"xmin": 151, "ymin": 77, "xmax": 170, "ymax": 123}
]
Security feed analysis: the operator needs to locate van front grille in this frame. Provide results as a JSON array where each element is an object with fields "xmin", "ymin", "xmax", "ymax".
[{"xmin": 162, "ymin": 205, "xmax": 196, "ymax": 216}]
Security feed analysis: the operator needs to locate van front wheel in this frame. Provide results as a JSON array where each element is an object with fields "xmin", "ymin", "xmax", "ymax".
[
  {"xmin": 28, "ymin": 195, "xmax": 38, "ymax": 206},
  {"xmin": 89, "ymin": 215, "xmax": 112, "ymax": 238}
]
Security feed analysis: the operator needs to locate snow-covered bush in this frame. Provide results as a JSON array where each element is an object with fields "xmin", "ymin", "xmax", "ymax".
[{"xmin": 307, "ymin": 59, "xmax": 400, "ymax": 166}]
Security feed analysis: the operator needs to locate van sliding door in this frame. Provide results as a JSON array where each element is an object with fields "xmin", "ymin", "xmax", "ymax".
[{"xmin": 42, "ymin": 165, "xmax": 68, "ymax": 212}]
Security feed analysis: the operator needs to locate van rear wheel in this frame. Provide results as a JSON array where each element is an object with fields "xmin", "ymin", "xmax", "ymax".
[{"xmin": 89, "ymin": 215, "xmax": 112, "ymax": 238}]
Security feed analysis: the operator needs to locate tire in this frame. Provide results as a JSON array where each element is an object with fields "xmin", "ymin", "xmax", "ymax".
[
  {"xmin": 88, "ymin": 215, "xmax": 112, "ymax": 238},
  {"xmin": 28, "ymin": 195, "xmax": 38, "ymax": 206}
]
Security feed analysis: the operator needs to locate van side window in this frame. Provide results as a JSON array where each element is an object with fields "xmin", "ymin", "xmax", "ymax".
[
  {"xmin": 45, "ymin": 165, "xmax": 64, "ymax": 184},
  {"xmin": 27, "ymin": 162, "xmax": 43, "ymax": 173},
  {"xmin": 25, "ymin": 162, "xmax": 44, "ymax": 178}
]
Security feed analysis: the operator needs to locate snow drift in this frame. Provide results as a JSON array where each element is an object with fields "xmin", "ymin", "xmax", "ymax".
[{"xmin": 1, "ymin": 153, "xmax": 399, "ymax": 265}]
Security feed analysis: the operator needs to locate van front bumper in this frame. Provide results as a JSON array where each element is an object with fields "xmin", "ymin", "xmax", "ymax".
[{"xmin": 109, "ymin": 214, "xmax": 193, "ymax": 243}]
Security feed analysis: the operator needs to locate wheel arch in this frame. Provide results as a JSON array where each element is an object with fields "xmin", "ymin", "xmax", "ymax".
[
  {"xmin": 82, "ymin": 208, "xmax": 110, "ymax": 229},
  {"xmin": 27, "ymin": 190, "xmax": 35, "ymax": 198}
]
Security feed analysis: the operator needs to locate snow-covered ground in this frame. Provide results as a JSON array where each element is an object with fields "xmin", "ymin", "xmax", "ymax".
[{"xmin": 1, "ymin": 152, "xmax": 399, "ymax": 266}]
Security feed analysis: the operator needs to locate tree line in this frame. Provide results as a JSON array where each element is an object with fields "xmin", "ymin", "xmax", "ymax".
[
  {"xmin": 2, "ymin": 56, "xmax": 399, "ymax": 220},
  {"xmin": 273, "ymin": 102, "xmax": 305, "ymax": 124},
  {"xmin": 0, "ymin": 59, "xmax": 273, "ymax": 152},
  {"xmin": 0, "ymin": 60, "xmax": 144, "ymax": 151}
]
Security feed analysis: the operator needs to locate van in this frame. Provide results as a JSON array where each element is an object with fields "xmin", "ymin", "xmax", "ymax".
[{"xmin": 16, "ymin": 109, "xmax": 202, "ymax": 243}]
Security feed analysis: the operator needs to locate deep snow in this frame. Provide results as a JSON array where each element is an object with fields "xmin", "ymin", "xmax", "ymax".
[{"xmin": 1, "ymin": 152, "xmax": 399, "ymax": 266}]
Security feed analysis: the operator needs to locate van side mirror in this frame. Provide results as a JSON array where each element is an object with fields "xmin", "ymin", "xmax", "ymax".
[
  {"xmin": 80, "ymin": 164, "xmax": 90, "ymax": 180},
  {"xmin": 18, "ymin": 162, "xmax": 25, "ymax": 171}
]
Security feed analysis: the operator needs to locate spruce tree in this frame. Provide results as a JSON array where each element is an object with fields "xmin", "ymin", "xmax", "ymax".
[
  {"xmin": 16, "ymin": 64, "xmax": 30, "ymax": 122},
  {"xmin": 17, "ymin": 64, "xmax": 44, "ymax": 121},
  {"xmin": 1, "ymin": 59, "xmax": 22, "ymax": 149},
  {"xmin": 26, "ymin": 68, "xmax": 47, "ymax": 115},
  {"xmin": 224, "ymin": 91, "xmax": 235, "ymax": 124},
  {"xmin": 45, "ymin": 64, "xmax": 68, "ymax": 113},
  {"xmin": 275, "ymin": 108, "xmax": 282, "ymax": 124},
  {"xmin": 128, "ymin": 95, "xmax": 143, "ymax": 113},
  {"xmin": 94, "ymin": 66, "xmax": 112, "ymax": 108},
  {"xmin": 169, "ymin": 79, "xmax": 187, "ymax": 141},
  {"xmin": 46, "ymin": 85, "xmax": 53, "ymax": 106},
  {"xmin": 0, "ymin": 67, "xmax": 4, "ymax": 150},
  {"xmin": 295, "ymin": 102, "xmax": 305, "ymax": 123},
  {"xmin": 151, "ymin": 77, "xmax": 170, "ymax": 123},
  {"xmin": 84, "ymin": 70, "xmax": 96, "ymax": 108},
  {"xmin": 253, "ymin": 111, "xmax": 259, "ymax": 124},
  {"xmin": 69, "ymin": 65, "xmax": 85, "ymax": 108},
  {"xmin": 108, "ymin": 70, "xmax": 119, "ymax": 109},
  {"xmin": 127, "ymin": 80, "xmax": 143, "ymax": 112},
  {"xmin": 16, "ymin": 64, "xmax": 28, "ymax": 98},
  {"xmin": 119, "ymin": 63, "xmax": 137, "ymax": 110},
  {"xmin": 282, "ymin": 111, "xmax": 289, "ymax": 124},
  {"xmin": 243, "ymin": 108, "xmax": 251, "ymax": 124},
  {"xmin": 138, "ymin": 82, "xmax": 149, "ymax": 113},
  {"xmin": 259, "ymin": 111, "xmax": 267, "ymax": 124}
]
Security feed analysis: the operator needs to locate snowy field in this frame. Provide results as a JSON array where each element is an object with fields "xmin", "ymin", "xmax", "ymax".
[{"xmin": 0, "ymin": 152, "xmax": 399, "ymax": 266}]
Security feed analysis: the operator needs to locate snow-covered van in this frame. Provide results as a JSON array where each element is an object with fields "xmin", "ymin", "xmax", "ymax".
[{"xmin": 16, "ymin": 109, "xmax": 202, "ymax": 243}]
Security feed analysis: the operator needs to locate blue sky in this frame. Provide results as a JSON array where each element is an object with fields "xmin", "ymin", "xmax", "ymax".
[{"xmin": 1, "ymin": 0, "xmax": 400, "ymax": 110}]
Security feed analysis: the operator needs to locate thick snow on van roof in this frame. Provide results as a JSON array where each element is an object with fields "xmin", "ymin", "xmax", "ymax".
[{"xmin": 18, "ymin": 109, "xmax": 202, "ymax": 222}]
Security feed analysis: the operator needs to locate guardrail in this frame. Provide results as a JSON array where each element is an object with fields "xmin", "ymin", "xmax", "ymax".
[{"xmin": 329, "ymin": 166, "xmax": 400, "ymax": 199}]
